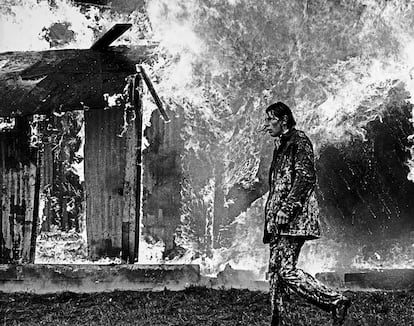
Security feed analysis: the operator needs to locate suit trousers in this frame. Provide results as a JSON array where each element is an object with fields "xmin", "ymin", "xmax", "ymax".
[{"xmin": 269, "ymin": 236, "xmax": 344, "ymax": 325}]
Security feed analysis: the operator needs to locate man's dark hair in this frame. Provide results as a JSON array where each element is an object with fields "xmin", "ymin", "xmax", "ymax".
[{"xmin": 265, "ymin": 102, "xmax": 296, "ymax": 128}]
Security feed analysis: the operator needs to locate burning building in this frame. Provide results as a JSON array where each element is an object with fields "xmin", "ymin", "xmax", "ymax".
[
  {"xmin": 0, "ymin": 0, "xmax": 414, "ymax": 280},
  {"xmin": 0, "ymin": 22, "xmax": 160, "ymax": 263}
]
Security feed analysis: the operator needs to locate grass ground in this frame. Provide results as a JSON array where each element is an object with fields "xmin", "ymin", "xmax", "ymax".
[{"xmin": 0, "ymin": 287, "xmax": 413, "ymax": 325}]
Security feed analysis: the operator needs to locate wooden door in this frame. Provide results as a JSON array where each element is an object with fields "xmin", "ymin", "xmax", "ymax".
[{"xmin": 84, "ymin": 105, "xmax": 141, "ymax": 262}]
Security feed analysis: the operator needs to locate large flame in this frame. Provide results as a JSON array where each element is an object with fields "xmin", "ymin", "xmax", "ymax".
[
  {"xmin": 5, "ymin": 0, "xmax": 414, "ymax": 277},
  {"xmin": 144, "ymin": 0, "xmax": 414, "ymax": 276}
]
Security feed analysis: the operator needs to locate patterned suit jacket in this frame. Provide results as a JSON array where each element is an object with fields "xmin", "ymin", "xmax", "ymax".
[{"xmin": 263, "ymin": 128, "xmax": 321, "ymax": 243}]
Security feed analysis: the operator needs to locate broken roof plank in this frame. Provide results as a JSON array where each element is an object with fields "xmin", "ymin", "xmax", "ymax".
[{"xmin": 90, "ymin": 23, "xmax": 132, "ymax": 51}]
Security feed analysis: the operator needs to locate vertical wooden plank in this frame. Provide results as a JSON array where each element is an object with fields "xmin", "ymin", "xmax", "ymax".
[
  {"xmin": 129, "ymin": 114, "xmax": 138, "ymax": 263},
  {"xmin": 61, "ymin": 196, "xmax": 68, "ymax": 231},
  {"xmin": 11, "ymin": 168, "xmax": 17, "ymax": 261},
  {"xmin": 6, "ymin": 169, "xmax": 12, "ymax": 256},
  {"xmin": 104, "ymin": 110, "xmax": 110, "ymax": 255},
  {"xmin": 122, "ymin": 109, "xmax": 136, "ymax": 262},
  {"xmin": 17, "ymin": 166, "xmax": 24, "ymax": 258},
  {"xmin": 121, "ymin": 202, "xmax": 129, "ymax": 260},
  {"xmin": 60, "ymin": 115, "xmax": 69, "ymax": 232},
  {"xmin": 19, "ymin": 164, "xmax": 23, "ymax": 209},
  {"xmin": 29, "ymin": 154, "xmax": 41, "ymax": 262},
  {"xmin": 21, "ymin": 163, "xmax": 36, "ymax": 262},
  {"xmin": 22, "ymin": 164, "xmax": 29, "ymax": 261},
  {"xmin": 0, "ymin": 140, "xmax": 4, "ymax": 261},
  {"xmin": 85, "ymin": 110, "xmax": 96, "ymax": 259},
  {"xmin": 105, "ymin": 112, "xmax": 112, "ymax": 252},
  {"xmin": 114, "ymin": 113, "xmax": 123, "ymax": 252},
  {"xmin": 3, "ymin": 163, "xmax": 11, "ymax": 259},
  {"xmin": 11, "ymin": 167, "xmax": 16, "ymax": 260},
  {"xmin": 40, "ymin": 142, "xmax": 53, "ymax": 232},
  {"xmin": 29, "ymin": 161, "xmax": 37, "ymax": 261},
  {"xmin": 122, "ymin": 74, "xmax": 143, "ymax": 263},
  {"xmin": 39, "ymin": 143, "xmax": 46, "ymax": 232},
  {"xmin": 104, "ymin": 192, "xmax": 110, "ymax": 253},
  {"xmin": 100, "ymin": 112, "xmax": 107, "ymax": 255},
  {"xmin": 134, "ymin": 75, "xmax": 143, "ymax": 262},
  {"xmin": 16, "ymin": 167, "xmax": 23, "ymax": 260},
  {"xmin": 17, "ymin": 167, "xmax": 23, "ymax": 259},
  {"xmin": 122, "ymin": 77, "xmax": 134, "ymax": 262}
]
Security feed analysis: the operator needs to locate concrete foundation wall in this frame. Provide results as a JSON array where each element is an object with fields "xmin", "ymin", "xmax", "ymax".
[{"xmin": 0, "ymin": 264, "xmax": 200, "ymax": 294}]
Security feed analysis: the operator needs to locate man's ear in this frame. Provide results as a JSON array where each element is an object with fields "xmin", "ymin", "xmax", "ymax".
[{"xmin": 282, "ymin": 115, "xmax": 288, "ymax": 125}]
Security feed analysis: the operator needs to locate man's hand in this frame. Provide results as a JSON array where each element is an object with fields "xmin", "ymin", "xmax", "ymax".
[
  {"xmin": 276, "ymin": 210, "xmax": 289, "ymax": 224},
  {"xmin": 267, "ymin": 210, "xmax": 289, "ymax": 235},
  {"xmin": 267, "ymin": 211, "xmax": 289, "ymax": 234}
]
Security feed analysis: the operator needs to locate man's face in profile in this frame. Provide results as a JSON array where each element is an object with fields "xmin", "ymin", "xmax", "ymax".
[{"xmin": 264, "ymin": 112, "xmax": 283, "ymax": 138}]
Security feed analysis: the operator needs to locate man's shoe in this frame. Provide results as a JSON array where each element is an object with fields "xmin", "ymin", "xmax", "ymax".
[{"xmin": 332, "ymin": 297, "xmax": 351, "ymax": 326}]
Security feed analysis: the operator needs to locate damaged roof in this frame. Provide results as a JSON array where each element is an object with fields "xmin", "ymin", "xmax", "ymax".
[{"xmin": 0, "ymin": 24, "xmax": 155, "ymax": 117}]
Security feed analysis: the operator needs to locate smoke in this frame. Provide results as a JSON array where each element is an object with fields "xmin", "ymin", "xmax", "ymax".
[
  {"xmin": 0, "ymin": 0, "xmax": 94, "ymax": 51},
  {"xmin": 0, "ymin": 0, "xmax": 149, "ymax": 51}
]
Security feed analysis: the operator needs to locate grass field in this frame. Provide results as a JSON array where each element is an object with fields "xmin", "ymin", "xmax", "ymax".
[{"xmin": 1, "ymin": 287, "xmax": 413, "ymax": 325}]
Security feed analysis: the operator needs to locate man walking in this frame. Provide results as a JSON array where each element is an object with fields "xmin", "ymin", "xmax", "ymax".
[{"xmin": 263, "ymin": 102, "xmax": 351, "ymax": 326}]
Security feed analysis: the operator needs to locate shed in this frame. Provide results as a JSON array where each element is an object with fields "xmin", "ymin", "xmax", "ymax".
[{"xmin": 0, "ymin": 24, "xmax": 167, "ymax": 263}]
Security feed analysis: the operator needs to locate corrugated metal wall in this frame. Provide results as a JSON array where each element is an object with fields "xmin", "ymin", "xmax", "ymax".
[
  {"xmin": 85, "ymin": 74, "xmax": 142, "ymax": 262},
  {"xmin": 0, "ymin": 126, "xmax": 38, "ymax": 263},
  {"xmin": 84, "ymin": 108, "xmax": 127, "ymax": 260}
]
